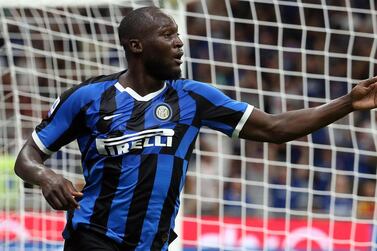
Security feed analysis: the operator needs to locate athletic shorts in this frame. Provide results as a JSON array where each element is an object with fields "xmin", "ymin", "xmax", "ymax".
[
  {"xmin": 63, "ymin": 227, "xmax": 177, "ymax": 251},
  {"xmin": 63, "ymin": 227, "xmax": 122, "ymax": 251}
]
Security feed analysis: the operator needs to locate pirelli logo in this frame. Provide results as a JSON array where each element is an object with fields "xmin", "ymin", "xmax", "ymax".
[{"xmin": 96, "ymin": 128, "xmax": 175, "ymax": 156}]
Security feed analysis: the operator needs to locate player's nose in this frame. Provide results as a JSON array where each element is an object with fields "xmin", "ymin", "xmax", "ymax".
[{"xmin": 174, "ymin": 36, "xmax": 183, "ymax": 48}]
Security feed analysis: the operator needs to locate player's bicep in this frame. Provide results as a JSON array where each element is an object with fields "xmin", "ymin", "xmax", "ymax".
[{"xmin": 239, "ymin": 108, "xmax": 278, "ymax": 142}]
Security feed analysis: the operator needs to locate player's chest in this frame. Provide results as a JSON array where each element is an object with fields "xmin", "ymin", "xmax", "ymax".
[
  {"xmin": 88, "ymin": 98, "xmax": 185, "ymax": 131},
  {"xmin": 89, "ymin": 88, "xmax": 197, "ymax": 129},
  {"xmin": 85, "ymin": 93, "xmax": 196, "ymax": 156}
]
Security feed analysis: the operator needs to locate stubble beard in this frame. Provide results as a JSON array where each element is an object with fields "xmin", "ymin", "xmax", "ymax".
[{"xmin": 146, "ymin": 61, "xmax": 182, "ymax": 80}]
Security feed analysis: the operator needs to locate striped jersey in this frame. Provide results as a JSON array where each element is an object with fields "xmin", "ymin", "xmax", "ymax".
[{"xmin": 32, "ymin": 71, "xmax": 253, "ymax": 250}]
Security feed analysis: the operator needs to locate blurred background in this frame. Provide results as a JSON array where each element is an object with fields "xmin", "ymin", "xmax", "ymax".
[{"xmin": 1, "ymin": 0, "xmax": 377, "ymax": 250}]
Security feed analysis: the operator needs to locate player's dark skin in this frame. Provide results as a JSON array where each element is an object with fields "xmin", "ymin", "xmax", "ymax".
[{"xmin": 14, "ymin": 7, "xmax": 377, "ymax": 211}]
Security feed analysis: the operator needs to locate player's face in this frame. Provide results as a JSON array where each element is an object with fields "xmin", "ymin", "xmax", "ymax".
[{"xmin": 142, "ymin": 13, "xmax": 183, "ymax": 80}]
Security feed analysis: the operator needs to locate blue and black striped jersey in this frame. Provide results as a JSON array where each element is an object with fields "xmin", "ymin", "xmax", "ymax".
[{"xmin": 32, "ymin": 71, "xmax": 253, "ymax": 250}]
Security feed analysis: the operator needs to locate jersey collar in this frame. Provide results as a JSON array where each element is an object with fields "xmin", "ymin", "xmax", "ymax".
[{"xmin": 114, "ymin": 82, "xmax": 167, "ymax": 101}]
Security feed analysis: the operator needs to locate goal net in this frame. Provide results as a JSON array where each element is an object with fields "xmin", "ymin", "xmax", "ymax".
[{"xmin": 1, "ymin": 0, "xmax": 377, "ymax": 250}]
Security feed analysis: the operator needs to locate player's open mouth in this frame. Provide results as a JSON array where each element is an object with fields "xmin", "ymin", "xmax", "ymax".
[
  {"xmin": 174, "ymin": 51, "xmax": 184, "ymax": 65},
  {"xmin": 174, "ymin": 58, "xmax": 183, "ymax": 64}
]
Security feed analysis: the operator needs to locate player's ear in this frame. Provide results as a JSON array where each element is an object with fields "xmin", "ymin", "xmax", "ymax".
[{"xmin": 129, "ymin": 39, "xmax": 143, "ymax": 53}]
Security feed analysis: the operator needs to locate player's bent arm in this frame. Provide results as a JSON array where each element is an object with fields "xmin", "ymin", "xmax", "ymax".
[
  {"xmin": 239, "ymin": 76, "xmax": 377, "ymax": 143},
  {"xmin": 15, "ymin": 136, "xmax": 82, "ymax": 210},
  {"xmin": 15, "ymin": 136, "xmax": 52, "ymax": 185}
]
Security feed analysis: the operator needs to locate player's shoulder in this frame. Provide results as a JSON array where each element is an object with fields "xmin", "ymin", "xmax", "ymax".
[
  {"xmin": 168, "ymin": 78, "xmax": 216, "ymax": 93},
  {"xmin": 78, "ymin": 71, "xmax": 124, "ymax": 90},
  {"xmin": 169, "ymin": 79, "xmax": 233, "ymax": 105},
  {"xmin": 65, "ymin": 71, "xmax": 124, "ymax": 98},
  {"xmin": 81, "ymin": 70, "xmax": 124, "ymax": 85}
]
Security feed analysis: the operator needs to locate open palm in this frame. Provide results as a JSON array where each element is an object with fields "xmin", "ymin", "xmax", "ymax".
[{"xmin": 351, "ymin": 76, "xmax": 377, "ymax": 110}]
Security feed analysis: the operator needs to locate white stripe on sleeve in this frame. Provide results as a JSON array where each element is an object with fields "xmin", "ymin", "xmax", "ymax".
[
  {"xmin": 32, "ymin": 131, "xmax": 54, "ymax": 155},
  {"xmin": 232, "ymin": 105, "xmax": 254, "ymax": 138}
]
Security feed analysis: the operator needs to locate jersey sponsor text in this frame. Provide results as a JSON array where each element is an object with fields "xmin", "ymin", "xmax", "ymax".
[{"xmin": 96, "ymin": 128, "xmax": 175, "ymax": 156}]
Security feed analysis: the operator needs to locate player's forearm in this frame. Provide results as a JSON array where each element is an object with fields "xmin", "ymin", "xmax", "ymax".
[
  {"xmin": 14, "ymin": 139, "xmax": 54, "ymax": 187},
  {"xmin": 268, "ymin": 94, "xmax": 354, "ymax": 143}
]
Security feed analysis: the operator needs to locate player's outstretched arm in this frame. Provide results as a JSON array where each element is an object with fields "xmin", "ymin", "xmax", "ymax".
[
  {"xmin": 14, "ymin": 136, "xmax": 83, "ymax": 210},
  {"xmin": 239, "ymin": 76, "xmax": 377, "ymax": 144}
]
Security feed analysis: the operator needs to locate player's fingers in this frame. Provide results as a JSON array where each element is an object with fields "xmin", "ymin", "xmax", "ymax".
[
  {"xmin": 64, "ymin": 180, "xmax": 82, "ymax": 208},
  {"xmin": 54, "ymin": 191, "xmax": 78, "ymax": 210},
  {"xmin": 369, "ymin": 83, "xmax": 377, "ymax": 90},
  {"xmin": 71, "ymin": 191, "xmax": 83, "ymax": 197},
  {"xmin": 59, "ymin": 187, "xmax": 80, "ymax": 209},
  {"xmin": 65, "ymin": 180, "xmax": 83, "ymax": 197},
  {"xmin": 360, "ymin": 76, "xmax": 377, "ymax": 87},
  {"xmin": 45, "ymin": 194, "xmax": 64, "ymax": 210},
  {"xmin": 42, "ymin": 186, "xmax": 67, "ymax": 210},
  {"xmin": 54, "ymin": 187, "xmax": 74, "ymax": 210},
  {"xmin": 64, "ymin": 192, "xmax": 80, "ymax": 209}
]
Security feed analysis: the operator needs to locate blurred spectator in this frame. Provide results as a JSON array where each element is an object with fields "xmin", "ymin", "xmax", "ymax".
[
  {"xmin": 357, "ymin": 179, "xmax": 376, "ymax": 219},
  {"xmin": 269, "ymin": 166, "xmax": 307, "ymax": 211},
  {"xmin": 199, "ymin": 153, "xmax": 220, "ymax": 216},
  {"xmin": 223, "ymin": 173, "xmax": 253, "ymax": 216},
  {"xmin": 333, "ymin": 175, "xmax": 353, "ymax": 217}
]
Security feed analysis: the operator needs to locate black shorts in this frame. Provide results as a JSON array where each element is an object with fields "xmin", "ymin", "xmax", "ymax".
[
  {"xmin": 63, "ymin": 227, "xmax": 177, "ymax": 251},
  {"xmin": 63, "ymin": 228, "xmax": 122, "ymax": 251}
]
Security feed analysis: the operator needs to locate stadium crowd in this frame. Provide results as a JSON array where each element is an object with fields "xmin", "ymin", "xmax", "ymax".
[{"xmin": 0, "ymin": 0, "xmax": 376, "ymax": 219}]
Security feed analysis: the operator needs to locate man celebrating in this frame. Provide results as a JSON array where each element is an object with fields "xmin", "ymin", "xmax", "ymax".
[{"xmin": 14, "ymin": 6, "xmax": 377, "ymax": 251}]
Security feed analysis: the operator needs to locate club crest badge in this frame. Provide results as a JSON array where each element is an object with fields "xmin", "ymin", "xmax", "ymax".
[{"xmin": 154, "ymin": 103, "xmax": 172, "ymax": 121}]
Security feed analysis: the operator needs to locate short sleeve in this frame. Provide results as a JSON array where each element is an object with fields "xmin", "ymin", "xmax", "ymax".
[
  {"xmin": 32, "ymin": 84, "xmax": 92, "ymax": 155},
  {"xmin": 185, "ymin": 81, "xmax": 253, "ymax": 138}
]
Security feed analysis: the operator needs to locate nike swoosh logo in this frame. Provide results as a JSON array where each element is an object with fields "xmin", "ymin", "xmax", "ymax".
[{"xmin": 103, "ymin": 114, "xmax": 122, "ymax": 120}]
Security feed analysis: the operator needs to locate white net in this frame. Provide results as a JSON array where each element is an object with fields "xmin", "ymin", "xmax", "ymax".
[{"xmin": 1, "ymin": 0, "xmax": 377, "ymax": 250}]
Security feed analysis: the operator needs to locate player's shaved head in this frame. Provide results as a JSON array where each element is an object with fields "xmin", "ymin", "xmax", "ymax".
[
  {"xmin": 118, "ymin": 6, "xmax": 167, "ymax": 53},
  {"xmin": 118, "ymin": 6, "xmax": 182, "ymax": 80}
]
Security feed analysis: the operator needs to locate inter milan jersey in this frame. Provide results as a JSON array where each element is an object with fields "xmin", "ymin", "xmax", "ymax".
[{"xmin": 32, "ymin": 70, "xmax": 253, "ymax": 250}]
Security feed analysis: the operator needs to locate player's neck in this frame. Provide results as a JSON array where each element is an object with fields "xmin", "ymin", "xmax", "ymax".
[{"xmin": 119, "ymin": 69, "xmax": 165, "ymax": 97}]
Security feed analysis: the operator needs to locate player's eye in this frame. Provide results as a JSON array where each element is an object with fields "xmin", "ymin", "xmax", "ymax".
[{"xmin": 164, "ymin": 33, "xmax": 172, "ymax": 38}]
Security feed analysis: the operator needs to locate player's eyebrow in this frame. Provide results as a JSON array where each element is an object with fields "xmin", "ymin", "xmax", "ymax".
[
  {"xmin": 157, "ymin": 20, "xmax": 178, "ymax": 30},
  {"xmin": 158, "ymin": 25, "xmax": 178, "ymax": 34}
]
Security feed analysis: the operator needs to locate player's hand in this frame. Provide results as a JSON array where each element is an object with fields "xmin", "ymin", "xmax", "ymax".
[
  {"xmin": 351, "ymin": 76, "xmax": 377, "ymax": 110},
  {"xmin": 40, "ymin": 170, "xmax": 83, "ymax": 211}
]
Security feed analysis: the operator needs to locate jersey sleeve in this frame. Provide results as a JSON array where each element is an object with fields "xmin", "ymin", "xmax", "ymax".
[
  {"xmin": 32, "ymin": 84, "xmax": 92, "ymax": 155},
  {"xmin": 185, "ymin": 80, "xmax": 254, "ymax": 138}
]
